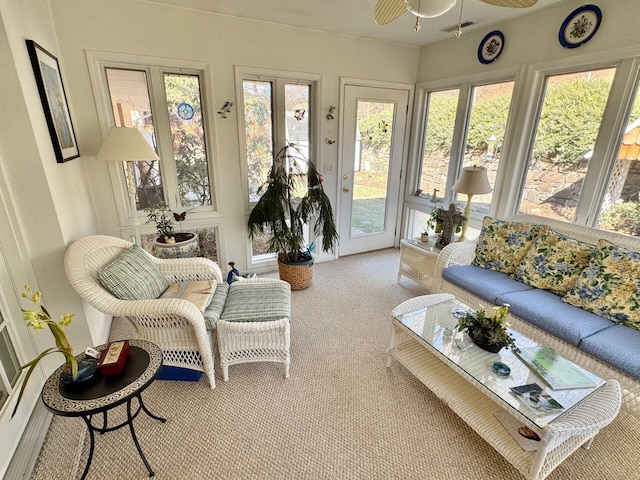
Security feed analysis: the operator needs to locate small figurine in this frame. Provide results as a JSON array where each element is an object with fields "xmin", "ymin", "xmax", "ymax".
[{"xmin": 226, "ymin": 262, "xmax": 240, "ymax": 285}]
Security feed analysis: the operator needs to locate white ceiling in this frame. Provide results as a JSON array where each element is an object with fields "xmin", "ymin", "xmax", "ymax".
[{"xmin": 143, "ymin": 0, "xmax": 564, "ymax": 47}]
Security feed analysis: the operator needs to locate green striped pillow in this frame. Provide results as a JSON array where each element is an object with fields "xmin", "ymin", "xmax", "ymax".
[{"xmin": 98, "ymin": 245, "xmax": 169, "ymax": 300}]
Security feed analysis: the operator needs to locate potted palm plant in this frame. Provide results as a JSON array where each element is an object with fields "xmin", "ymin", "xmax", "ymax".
[
  {"xmin": 248, "ymin": 143, "xmax": 338, "ymax": 289},
  {"xmin": 145, "ymin": 203, "xmax": 198, "ymax": 258}
]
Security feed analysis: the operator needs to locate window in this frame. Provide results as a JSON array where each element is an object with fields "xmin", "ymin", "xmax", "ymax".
[
  {"xmin": 104, "ymin": 67, "xmax": 212, "ymax": 211},
  {"xmin": 0, "ymin": 313, "xmax": 20, "ymax": 411},
  {"xmin": 597, "ymin": 82, "xmax": 640, "ymax": 235},
  {"xmin": 411, "ymin": 79, "xmax": 515, "ymax": 237},
  {"xmin": 517, "ymin": 68, "xmax": 616, "ymax": 222},
  {"xmin": 238, "ymin": 69, "xmax": 318, "ymax": 261}
]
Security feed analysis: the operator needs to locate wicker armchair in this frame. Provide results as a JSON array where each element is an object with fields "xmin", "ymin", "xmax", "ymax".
[{"xmin": 64, "ymin": 235, "xmax": 223, "ymax": 388}]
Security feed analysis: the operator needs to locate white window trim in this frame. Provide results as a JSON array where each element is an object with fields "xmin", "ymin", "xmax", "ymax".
[
  {"xmin": 405, "ymin": 65, "xmax": 521, "ymax": 233},
  {"xmin": 86, "ymin": 50, "xmax": 223, "ymax": 237},
  {"xmin": 234, "ymin": 66, "xmax": 322, "ymax": 270}
]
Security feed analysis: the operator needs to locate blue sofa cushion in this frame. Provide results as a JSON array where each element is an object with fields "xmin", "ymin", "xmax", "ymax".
[
  {"xmin": 496, "ymin": 289, "xmax": 614, "ymax": 346},
  {"xmin": 442, "ymin": 265, "xmax": 534, "ymax": 304},
  {"xmin": 579, "ymin": 325, "xmax": 640, "ymax": 380}
]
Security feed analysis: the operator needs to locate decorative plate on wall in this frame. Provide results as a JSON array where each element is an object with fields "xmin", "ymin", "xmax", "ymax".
[
  {"xmin": 177, "ymin": 102, "xmax": 195, "ymax": 120},
  {"xmin": 478, "ymin": 30, "xmax": 505, "ymax": 65},
  {"xmin": 559, "ymin": 4, "xmax": 602, "ymax": 49}
]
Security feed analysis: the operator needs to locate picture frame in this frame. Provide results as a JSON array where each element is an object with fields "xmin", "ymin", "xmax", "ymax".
[
  {"xmin": 558, "ymin": 4, "xmax": 602, "ymax": 49},
  {"xmin": 26, "ymin": 40, "xmax": 80, "ymax": 163},
  {"xmin": 477, "ymin": 30, "xmax": 505, "ymax": 65}
]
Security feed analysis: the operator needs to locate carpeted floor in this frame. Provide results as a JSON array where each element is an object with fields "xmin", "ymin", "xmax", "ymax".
[{"xmin": 31, "ymin": 248, "xmax": 640, "ymax": 479}]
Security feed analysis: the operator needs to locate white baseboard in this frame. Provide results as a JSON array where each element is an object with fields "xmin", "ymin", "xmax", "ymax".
[{"xmin": 4, "ymin": 402, "xmax": 52, "ymax": 480}]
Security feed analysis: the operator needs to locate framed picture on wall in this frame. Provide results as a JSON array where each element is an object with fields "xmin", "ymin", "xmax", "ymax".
[{"xmin": 26, "ymin": 40, "xmax": 80, "ymax": 163}]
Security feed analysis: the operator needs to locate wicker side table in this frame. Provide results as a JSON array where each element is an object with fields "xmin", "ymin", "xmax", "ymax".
[{"xmin": 398, "ymin": 238, "xmax": 441, "ymax": 290}]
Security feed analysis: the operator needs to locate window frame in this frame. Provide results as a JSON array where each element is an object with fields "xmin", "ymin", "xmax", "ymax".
[
  {"xmin": 87, "ymin": 51, "xmax": 222, "ymax": 240},
  {"xmin": 405, "ymin": 66, "xmax": 521, "ymax": 235},
  {"xmin": 234, "ymin": 66, "xmax": 322, "ymax": 269}
]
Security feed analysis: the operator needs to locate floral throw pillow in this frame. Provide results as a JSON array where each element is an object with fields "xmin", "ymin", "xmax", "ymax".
[
  {"xmin": 512, "ymin": 228, "xmax": 594, "ymax": 296},
  {"xmin": 471, "ymin": 216, "xmax": 541, "ymax": 274},
  {"xmin": 562, "ymin": 239, "xmax": 640, "ymax": 329}
]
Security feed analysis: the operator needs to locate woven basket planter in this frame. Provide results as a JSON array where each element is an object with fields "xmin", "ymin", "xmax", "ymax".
[{"xmin": 278, "ymin": 256, "xmax": 314, "ymax": 290}]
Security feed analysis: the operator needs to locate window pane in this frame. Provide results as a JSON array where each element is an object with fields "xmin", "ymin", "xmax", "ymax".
[
  {"xmin": 518, "ymin": 68, "xmax": 616, "ymax": 221},
  {"xmin": 597, "ymin": 85, "xmax": 640, "ymax": 235},
  {"xmin": 105, "ymin": 68, "xmax": 164, "ymax": 209},
  {"xmin": 285, "ymin": 84, "xmax": 310, "ymax": 160},
  {"xmin": 243, "ymin": 80, "xmax": 274, "ymax": 202},
  {"xmin": 163, "ymin": 73, "xmax": 212, "ymax": 207},
  {"xmin": 0, "ymin": 326, "xmax": 20, "ymax": 410},
  {"xmin": 419, "ymin": 89, "xmax": 460, "ymax": 208},
  {"xmin": 462, "ymin": 81, "xmax": 514, "ymax": 216}
]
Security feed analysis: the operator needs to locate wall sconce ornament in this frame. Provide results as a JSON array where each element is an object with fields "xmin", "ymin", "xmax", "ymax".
[
  {"xmin": 327, "ymin": 105, "xmax": 336, "ymax": 120},
  {"xmin": 218, "ymin": 101, "xmax": 233, "ymax": 119}
]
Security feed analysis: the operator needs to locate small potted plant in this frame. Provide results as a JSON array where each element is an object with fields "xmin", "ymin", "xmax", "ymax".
[
  {"xmin": 145, "ymin": 203, "xmax": 198, "ymax": 258},
  {"xmin": 456, "ymin": 303, "xmax": 515, "ymax": 353},
  {"xmin": 420, "ymin": 230, "xmax": 429, "ymax": 243},
  {"xmin": 12, "ymin": 286, "xmax": 91, "ymax": 417}
]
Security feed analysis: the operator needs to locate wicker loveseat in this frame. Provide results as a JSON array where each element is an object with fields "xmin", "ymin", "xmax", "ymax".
[{"xmin": 433, "ymin": 214, "xmax": 640, "ymax": 417}]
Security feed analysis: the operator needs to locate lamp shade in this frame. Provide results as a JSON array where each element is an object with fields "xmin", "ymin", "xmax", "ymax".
[
  {"xmin": 405, "ymin": 0, "xmax": 457, "ymax": 18},
  {"xmin": 451, "ymin": 165, "xmax": 492, "ymax": 195},
  {"xmin": 96, "ymin": 127, "xmax": 159, "ymax": 162}
]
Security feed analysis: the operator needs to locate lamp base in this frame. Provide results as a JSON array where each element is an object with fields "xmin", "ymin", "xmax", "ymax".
[{"xmin": 457, "ymin": 194, "xmax": 473, "ymax": 242}]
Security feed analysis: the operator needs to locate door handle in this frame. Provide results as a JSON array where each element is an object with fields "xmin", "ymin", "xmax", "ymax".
[
  {"xmin": 343, "ymin": 187, "xmax": 350, "ymax": 193},
  {"xmin": 343, "ymin": 175, "xmax": 349, "ymax": 180}
]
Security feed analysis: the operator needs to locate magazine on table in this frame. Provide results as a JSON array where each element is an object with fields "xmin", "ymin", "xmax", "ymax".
[
  {"xmin": 494, "ymin": 411, "xmax": 540, "ymax": 452},
  {"xmin": 510, "ymin": 383, "xmax": 564, "ymax": 413},
  {"xmin": 514, "ymin": 346, "xmax": 597, "ymax": 390}
]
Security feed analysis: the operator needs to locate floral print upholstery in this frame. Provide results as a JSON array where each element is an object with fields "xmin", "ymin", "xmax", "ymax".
[
  {"xmin": 512, "ymin": 228, "xmax": 594, "ymax": 295},
  {"xmin": 562, "ymin": 239, "xmax": 640, "ymax": 329},
  {"xmin": 471, "ymin": 216, "xmax": 541, "ymax": 274}
]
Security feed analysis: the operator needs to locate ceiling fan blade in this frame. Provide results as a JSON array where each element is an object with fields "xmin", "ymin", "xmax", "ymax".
[
  {"xmin": 478, "ymin": 0, "xmax": 538, "ymax": 7},
  {"xmin": 374, "ymin": 0, "xmax": 407, "ymax": 25}
]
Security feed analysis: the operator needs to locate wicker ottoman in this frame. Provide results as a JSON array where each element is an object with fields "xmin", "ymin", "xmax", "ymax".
[{"xmin": 216, "ymin": 278, "xmax": 291, "ymax": 381}]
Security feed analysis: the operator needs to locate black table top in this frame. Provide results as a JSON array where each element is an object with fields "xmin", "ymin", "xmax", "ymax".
[{"xmin": 41, "ymin": 339, "xmax": 163, "ymax": 417}]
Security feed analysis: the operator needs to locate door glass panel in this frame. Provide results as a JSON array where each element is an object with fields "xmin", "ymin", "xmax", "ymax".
[
  {"xmin": 518, "ymin": 68, "xmax": 616, "ymax": 221},
  {"xmin": 105, "ymin": 68, "xmax": 164, "ymax": 209},
  {"xmin": 351, "ymin": 100, "xmax": 394, "ymax": 237},
  {"xmin": 419, "ymin": 89, "xmax": 460, "ymax": 208},
  {"xmin": 163, "ymin": 73, "xmax": 211, "ymax": 207},
  {"xmin": 462, "ymin": 81, "xmax": 515, "ymax": 216},
  {"xmin": 243, "ymin": 80, "xmax": 274, "ymax": 203},
  {"xmin": 597, "ymin": 86, "xmax": 640, "ymax": 235}
]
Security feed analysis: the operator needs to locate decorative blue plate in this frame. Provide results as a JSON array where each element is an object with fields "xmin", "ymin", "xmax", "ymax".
[
  {"xmin": 491, "ymin": 361, "xmax": 511, "ymax": 377},
  {"xmin": 451, "ymin": 308, "xmax": 468, "ymax": 319},
  {"xmin": 559, "ymin": 5, "xmax": 602, "ymax": 49},
  {"xmin": 477, "ymin": 30, "xmax": 505, "ymax": 65}
]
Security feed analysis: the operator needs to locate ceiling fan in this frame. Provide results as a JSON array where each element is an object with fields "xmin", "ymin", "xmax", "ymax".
[{"xmin": 374, "ymin": 0, "xmax": 538, "ymax": 32}]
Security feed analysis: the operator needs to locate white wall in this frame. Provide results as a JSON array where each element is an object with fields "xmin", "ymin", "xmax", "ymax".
[
  {"xmin": 48, "ymin": 0, "xmax": 420, "ymax": 270},
  {"xmin": 0, "ymin": 0, "xmax": 98, "ymax": 474},
  {"xmin": 417, "ymin": 0, "xmax": 640, "ymax": 82}
]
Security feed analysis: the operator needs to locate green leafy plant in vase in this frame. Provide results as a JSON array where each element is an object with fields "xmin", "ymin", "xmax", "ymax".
[
  {"xmin": 12, "ymin": 286, "xmax": 78, "ymax": 417},
  {"xmin": 248, "ymin": 143, "xmax": 338, "ymax": 289},
  {"xmin": 456, "ymin": 303, "xmax": 515, "ymax": 353}
]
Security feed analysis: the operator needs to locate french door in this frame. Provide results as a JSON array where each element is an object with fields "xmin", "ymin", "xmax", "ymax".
[{"xmin": 339, "ymin": 85, "xmax": 409, "ymax": 255}]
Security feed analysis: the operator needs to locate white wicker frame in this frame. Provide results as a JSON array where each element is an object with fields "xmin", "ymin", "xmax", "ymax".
[
  {"xmin": 433, "ymin": 214, "xmax": 640, "ymax": 417},
  {"xmin": 388, "ymin": 294, "xmax": 622, "ymax": 480},
  {"xmin": 64, "ymin": 235, "xmax": 223, "ymax": 389},
  {"xmin": 216, "ymin": 278, "xmax": 291, "ymax": 381}
]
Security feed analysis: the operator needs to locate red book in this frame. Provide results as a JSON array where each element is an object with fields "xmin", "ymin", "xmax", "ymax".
[{"xmin": 98, "ymin": 340, "xmax": 130, "ymax": 376}]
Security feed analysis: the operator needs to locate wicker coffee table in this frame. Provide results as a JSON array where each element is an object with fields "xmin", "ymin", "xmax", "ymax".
[{"xmin": 386, "ymin": 293, "xmax": 622, "ymax": 480}]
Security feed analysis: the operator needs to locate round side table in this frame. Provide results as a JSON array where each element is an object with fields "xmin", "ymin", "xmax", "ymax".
[{"xmin": 41, "ymin": 339, "xmax": 165, "ymax": 479}]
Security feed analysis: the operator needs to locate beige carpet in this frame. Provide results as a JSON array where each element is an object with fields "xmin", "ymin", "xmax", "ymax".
[{"xmin": 31, "ymin": 248, "xmax": 640, "ymax": 479}]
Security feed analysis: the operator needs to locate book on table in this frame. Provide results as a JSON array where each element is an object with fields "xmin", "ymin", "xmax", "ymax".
[
  {"xmin": 514, "ymin": 346, "xmax": 596, "ymax": 390},
  {"xmin": 509, "ymin": 383, "xmax": 564, "ymax": 412}
]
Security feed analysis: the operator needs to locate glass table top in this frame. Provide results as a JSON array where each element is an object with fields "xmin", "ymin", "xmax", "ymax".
[{"xmin": 393, "ymin": 298, "xmax": 605, "ymax": 428}]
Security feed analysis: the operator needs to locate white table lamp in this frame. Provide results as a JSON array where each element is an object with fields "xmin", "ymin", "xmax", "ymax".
[
  {"xmin": 451, "ymin": 165, "xmax": 492, "ymax": 242},
  {"xmin": 96, "ymin": 127, "xmax": 160, "ymax": 246}
]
